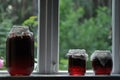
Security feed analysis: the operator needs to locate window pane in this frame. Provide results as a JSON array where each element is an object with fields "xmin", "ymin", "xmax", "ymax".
[
  {"xmin": 0, "ymin": 0, "xmax": 38, "ymax": 70},
  {"xmin": 59, "ymin": 0, "xmax": 112, "ymax": 70}
]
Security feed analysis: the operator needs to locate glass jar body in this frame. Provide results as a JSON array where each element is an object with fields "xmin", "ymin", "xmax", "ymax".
[
  {"xmin": 6, "ymin": 26, "xmax": 34, "ymax": 76},
  {"xmin": 92, "ymin": 58, "xmax": 112, "ymax": 75},
  {"xmin": 68, "ymin": 56, "xmax": 86, "ymax": 75},
  {"xmin": 91, "ymin": 50, "xmax": 113, "ymax": 75},
  {"xmin": 67, "ymin": 49, "xmax": 87, "ymax": 76}
]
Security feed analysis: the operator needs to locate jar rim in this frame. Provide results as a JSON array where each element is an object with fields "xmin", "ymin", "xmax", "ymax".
[{"xmin": 94, "ymin": 50, "xmax": 111, "ymax": 53}]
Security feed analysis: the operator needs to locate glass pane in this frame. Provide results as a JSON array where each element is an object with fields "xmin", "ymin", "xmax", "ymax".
[
  {"xmin": 59, "ymin": 0, "xmax": 112, "ymax": 70},
  {"xmin": 0, "ymin": 0, "xmax": 38, "ymax": 71}
]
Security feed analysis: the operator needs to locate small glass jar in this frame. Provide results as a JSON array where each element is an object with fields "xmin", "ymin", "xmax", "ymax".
[
  {"xmin": 91, "ymin": 50, "xmax": 113, "ymax": 75},
  {"xmin": 6, "ymin": 25, "xmax": 34, "ymax": 76},
  {"xmin": 67, "ymin": 49, "xmax": 88, "ymax": 76}
]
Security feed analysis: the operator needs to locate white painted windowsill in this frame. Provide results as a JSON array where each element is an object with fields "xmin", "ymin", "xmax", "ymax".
[{"xmin": 0, "ymin": 70, "xmax": 120, "ymax": 80}]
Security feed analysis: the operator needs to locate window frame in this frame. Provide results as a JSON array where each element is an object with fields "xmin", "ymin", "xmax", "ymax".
[
  {"xmin": 0, "ymin": 0, "xmax": 120, "ymax": 79},
  {"xmin": 37, "ymin": 0, "xmax": 59, "ymax": 74},
  {"xmin": 37, "ymin": 0, "xmax": 120, "ymax": 75},
  {"xmin": 112, "ymin": 0, "xmax": 120, "ymax": 74}
]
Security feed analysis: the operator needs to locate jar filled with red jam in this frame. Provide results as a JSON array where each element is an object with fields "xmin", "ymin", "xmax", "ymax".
[
  {"xmin": 91, "ymin": 50, "xmax": 113, "ymax": 75},
  {"xmin": 67, "ymin": 49, "xmax": 88, "ymax": 76},
  {"xmin": 6, "ymin": 25, "xmax": 34, "ymax": 76}
]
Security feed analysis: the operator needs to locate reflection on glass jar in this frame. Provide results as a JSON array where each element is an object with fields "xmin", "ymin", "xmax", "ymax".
[
  {"xmin": 67, "ymin": 49, "xmax": 88, "ymax": 76},
  {"xmin": 6, "ymin": 25, "xmax": 34, "ymax": 76},
  {"xmin": 91, "ymin": 50, "xmax": 113, "ymax": 75}
]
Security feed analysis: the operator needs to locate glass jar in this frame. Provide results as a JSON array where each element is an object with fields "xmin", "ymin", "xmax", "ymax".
[
  {"xmin": 6, "ymin": 25, "xmax": 34, "ymax": 76},
  {"xmin": 91, "ymin": 50, "xmax": 113, "ymax": 75},
  {"xmin": 67, "ymin": 49, "xmax": 88, "ymax": 76}
]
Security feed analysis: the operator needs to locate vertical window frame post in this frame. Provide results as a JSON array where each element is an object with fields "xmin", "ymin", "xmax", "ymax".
[
  {"xmin": 112, "ymin": 0, "xmax": 120, "ymax": 74},
  {"xmin": 38, "ymin": 0, "xmax": 59, "ymax": 74}
]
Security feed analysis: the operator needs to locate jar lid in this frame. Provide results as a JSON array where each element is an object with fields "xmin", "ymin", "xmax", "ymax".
[
  {"xmin": 8, "ymin": 25, "xmax": 32, "ymax": 37},
  {"xmin": 91, "ymin": 50, "xmax": 111, "ymax": 60},
  {"xmin": 67, "ymin": 49, "xmax": 88, "ymax": 60},
  {"xmin": 90, "ymin": 50, "xmax": 112, "ymax": 66}
]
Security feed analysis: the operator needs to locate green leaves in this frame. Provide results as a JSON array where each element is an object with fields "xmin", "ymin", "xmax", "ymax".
[
  {"xmin": 22, "ymin": 16, "xmax": 38, "ymax": 32},
  {"xmin": 22, "ymin": 16, "xmax": 38, "ymax": 27},
  {"xmin": 59, "ymin": 0, "xmax": 112, "ymax": 70}
]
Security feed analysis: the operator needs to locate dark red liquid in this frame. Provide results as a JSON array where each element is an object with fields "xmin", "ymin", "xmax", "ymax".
[
  {"xmin": 68, "ymin": 56, "xmax": 86, "ymax": 75},
  {"xmin": 92, "ymin": 58, "xmax": 112, "ymax": 75},
  {"xmin": 6, "ymin": 35, "xmax": 34, "ymax": 76}
]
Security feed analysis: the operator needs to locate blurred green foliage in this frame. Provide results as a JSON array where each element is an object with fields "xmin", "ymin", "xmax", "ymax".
[
  {"xmin": 22, "ymin": 16, "xmax": 38, "ymax": 32},
  {"xmin": 59, "ymin": 0, "xmax": 112, "ymax": 70}
]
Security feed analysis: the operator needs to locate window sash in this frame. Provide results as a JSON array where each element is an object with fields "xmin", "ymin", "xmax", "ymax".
[
  {"xmin": 112, "ymin": 0, "xmax": 120, "ymax": 74},
  {"xmin": 37, "ymin": 0, "xmax": 120, "ymax": 74},
  {"xmin": 37, "ymin": 0, "xmax": 59, "ymax": 73}
]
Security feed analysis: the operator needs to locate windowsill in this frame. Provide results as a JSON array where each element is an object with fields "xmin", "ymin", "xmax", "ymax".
[{"xmin": 0, "ymin": 70, "xmax": 120, "ymax": 80}]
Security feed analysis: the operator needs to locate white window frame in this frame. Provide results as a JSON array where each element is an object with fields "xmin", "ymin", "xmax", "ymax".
[
  {"xmin": 38, "ymin": 0, "xmax": 59, "ymax": 73},
  {"xmin": 112, "ymin": 0, "xmax": 120, "ymax": 74},
  {"xmin": 37, "ymin": 0, "xmax": 120, "ymax": 75},
  {"xmin": 0, "ymin": 0, "xmax": 120, "ymax": 79}
]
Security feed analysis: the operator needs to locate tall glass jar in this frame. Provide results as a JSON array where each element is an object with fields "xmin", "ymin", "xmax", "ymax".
[{"xmin": 6, "ymin": 25, "xmax": 34, "ymax": 76}]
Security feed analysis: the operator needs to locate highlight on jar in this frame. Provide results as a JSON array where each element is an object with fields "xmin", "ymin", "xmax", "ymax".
[
  {"xmin": 90, "ymin": 50, "xmax": 113, "ymax": 75},
  {"xmin": 66, "ymin": 49, "xmax": 88, "ymax": 76},
  {"xmin": 6, "ymin": 25, "xmax": 34, "ymax": 76}
]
